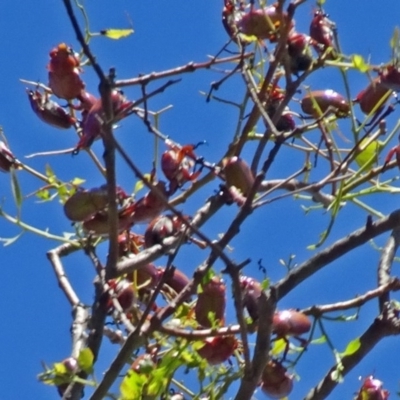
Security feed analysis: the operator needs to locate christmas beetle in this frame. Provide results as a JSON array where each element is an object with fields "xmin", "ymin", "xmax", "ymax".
[
  {"xmin": 222, "ymin": 1, "xmax": 293, "ymax": 43},
  {"xmin": 120, "ymin": 181, "xmax": 169, "ymax": 225},
  {"xmin": 301, "ymin": 89, "xmax": 350, "ymax": 118},
  {"xmin": 287, "ymin": 32, "xmax": 314, "ymax": 74},
  {"xmin": 105, "ymin": 278, "xmax": 136, "ymax": 313},
  {"xmin": 196, "ymin": 335, "xmax": 238, "ymax": 365},
  {"xmin": 272, "ymin": 309, "xmax": 311, "ymax": 337},
  {"xmin": 222, "ymin": 156, "xmax": 255, "ymax": 196},
  {"xmin": 260, "ymin": 360, "xmax": 294, "ymax": 399},
  {"xmin": 161, "ymin": 140, "xmax": 203, "ymax": 195},
  {"xmin": 75, "ymin": 90, "xmax": 133, "ymax": 152},
  {"xmin": 144, "ymin": 214, "xmax": 183, "ymax": 248},
  {"xmin": 47, "ymin": 43, "xmax": 85, "ymax": 100},
  {"xmin": 27, "ymin": 89, "xmax": 75, "ymax": 129},
  {"xmin": 195, "ymin": 276, "xmax": 226, "ymax": 328},
  {"xmin": 239, "ymin": 275, "xmax": 263, "ymax": 322},
  {"xmin": 309, "ymin": 9, "xmax": 336, "ymax": 57},
  {"xmin": 0, "ymin": 141, "xmax": 18, "ymax": 173},
  {"xmin": 264, "ymin": 85, "xmax": 296, "ymax": 132},
  {"xmin": 354, "ymin": 65, "xmax": 400, "ymax": 128},
  {"xmin": 355, "ymin": 376, "xmax": 389, "ymax": 400}
]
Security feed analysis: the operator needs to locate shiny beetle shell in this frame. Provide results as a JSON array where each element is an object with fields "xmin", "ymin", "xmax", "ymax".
[
  {"xmin": 287, "ymin": 32, "xmax": 313, "ymax": 74},
  {"xmin": 223, "ymin": 156, "xmax": 255, "ymax": 196},
  {"xmin": 0, "ymin": 141, "xmax": 17, "ymax": 172},
  {"xmin": 76, "ymin": 90, "xmax": 132, "ymax": 151},
  {"xmin": 121, "ymin": 181, "xmax": 168, "ymax": 225},
  {"xmin": 144, "ymin": 214, "xmax": 181, "ymax": 248},
  {"xmin": 380, "ymin": 65, "xmax": 400, "ymax": 91},
  {"xmin": 162, "ymin": 267, "xmax": 190, "ymax": 295},
  {"xmin": 64, "ymin": 185, "xmax": 127, "ymax": 222},
  {"xmin": 261, "ymin": 360, "xmax": 294, "ymax": 399},
  {"xmin": 355, "ymin": 376, "xmax": 389, "ymax": 400},
  {"xmin": 237, "ymin": 5, "xmax": 293, "ymax": 42},
  {"xmin": 196, "ymin": 335, "xmax": 238, "ymax": 365},
  {"xmin": 239, "ymin": 275, "xmax": 263, "ymax": 321},
  {"xmin": 195, "ymin": 276, "xmax": 226, "ymax": 328},
  {"xmin": 355, "ymin": 78, "xmax": 391, "ymax": 115},
  {"xmin": 47, "ymin": 43, "xmax": 85, "ymax": 100},
  {"xmin": 301, "ymin": 89, "xmax": 350, "ymax": 117},
  {"xmin": 106, "ymin": 279, "xmax": 136, "ymax": 312},
  {"xmin": 27, "ymin": 89, "xmax": 75, "ymax": 129},
  {"xmin": 272, "ymin": 309, "xmax": 311, "ymax": 337},
  {"xmin": 309, "ymin": 10, "xmax": 336, "ymax": 52}
]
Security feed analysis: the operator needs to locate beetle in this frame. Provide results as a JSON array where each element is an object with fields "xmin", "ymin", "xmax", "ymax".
[
  {"xmin": 54, "ymin": 357, "xmax": 81, "ymax": 397},
  {"xmin": 309, "ymin": 9, "xmax": 336, "ymax": 57},
  {"xmin": 195, "ymin": 276, "xmax": 226, "ymax": 328},
  {"xmin": 161, "ymin": 267, "xmax": 190, "ymax": 295},
  {"xmin": 223, "ymin": 156, "xmax": 255, "ymax": 196},
  {"xmin": 239, "ymin": 275, "xmax": 263, "ymax": 322},
  {"xmin": 222, "ymin": 0, "xmax": 245, "ymax": 42},
  {"xmin": 383, "ymin": 134, "xmax": 400, "ymax": 170},
  {"xmin": 75, "ymin": 90, "xmax": 98, "ymax": 112},
  {"xmin": 0, "ymin": 141, "xmax": 17, "ymax": 173},
  {"xmin": 354, "ymin": 66, "xmax": 400, "ymax": 128},
  {"xmin": 117, "ymin": 231, "xmax": 144, "ymax": 257},
  {"xmin": 47, "ymin": 43, "xmax": 85, "ymax": 100},
  {"xmin": 120, "ymin": 181, "xmax": 169, "ymax": 225},
  {"xmin": 287, "ymin": 32, "xmax": 314, "ymax": 74},
  {"xmin": 355, "ymin": 376, "xmax": 389, "ymax": 400},
  {"xmin": 261, "ymin": 360, "xmax": 294, "ymax": 399},
  {"xmin": 222, "ymin": 1, "xmax": 293, "ymax": 43},
  {"xmin": 161, "ymin": 140, "xmax": 203, "ymax": 195},
  {"xmin": 64, "ymin": 185, "xmax": 128, "ymax": 222},
  {"xmin": 74, "ymin": 90, "xmax": 133, "ymax": 152},
  {"xmin": 380, "ymin": 64, "xmax": 400, "ymax": 91},
  {"xmin": 105, "ymin": 278, "xmax": 136, "ymax": 313},
  {"xmin": 27, "ymin": 89, "xmax": 75, "ymax": 129},
  {"xmin": 196, "ymin": 335, "xmax": 238, "ymax": 365},
  {"xmin": 272, "ymin": 309, "xmax": 311, "ymax": 337},
  {"xmin": 264, "ymin": 86, "xmax": 296, "ymax": 132},
  {"xmin": 144, "ymin": 214, "xmax": 183, "ymax": 248},
  {"xmin": 301, "ymin": 89, "xmax": 350, "ymax": 118}
]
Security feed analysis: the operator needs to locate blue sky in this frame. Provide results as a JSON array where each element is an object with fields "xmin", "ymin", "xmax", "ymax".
[{"xmin": 1, "ymin": 1, "xmax": 400, "ymax": 399}]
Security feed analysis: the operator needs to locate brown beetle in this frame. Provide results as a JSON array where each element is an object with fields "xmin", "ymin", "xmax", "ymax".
[{"xmin": 301, "ymin": 89, "xmax": 350, "ymax": 118}]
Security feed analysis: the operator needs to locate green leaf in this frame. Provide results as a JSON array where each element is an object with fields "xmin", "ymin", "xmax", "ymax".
[
  {"xmin": 340, "ymin": 337, "xmax": 361, "ymax": 357},
  {"xmin": 355, "ymin": 139, "xmax": 380, "ymax": 170},
  {"xmin": 199, "ymin": 269, "xmax": 215, "ymax": 288},
  {"xmin": 120, "ymin": 370, "xmax": 147, "ymax": 400},
  {"xmin": 261, "ymin": 278, "xmax": 270, "ymax": 290},
  {"xmin": 351, "ymin": 54, "xmax": 369, "ymax": 73},
  {"xmin": 54, "ymin": 362, "xmax": 69, "ymax": 375},
  {"xmin": 147, "ymin": 352, "xmax": 182, "ymax": 396},
  {"xmin": 36, "ymin": 189, "xmax": 51, "ymax": 201},
  {"xmin": 45, "ymin": 164, "xmax": 56, "ymax": 184},
  {"xmin": 134, "ymin": 174, "xmax": 152, "ymax": 194},
  {"xmin": 270, "ymin": 338, "xmax": 287, "ymax": 356},
  {"xmin": 390, "ymin": 26, "xmax": 400, "ymax": 49},
  {"xmin": 238, "ymin": 33, "xmax": 258, "ymax": 43},
  {"xmin": 100, "ymin": 28, "xmax": 134, "ymax": 40},
  {"xmin": 310, "ymin": 335, "xmax": 327, "ymax": 345},
  {"xmin": 71, "ymin": 177, "xmax": 85, "ymax": 186},
  {"xmin": 10, "ymin": 167, "xmax": 23, "ymax": 211},
  {"xmin": 77, "ymin": 348, "xmax": 94, "ymax": 373}
]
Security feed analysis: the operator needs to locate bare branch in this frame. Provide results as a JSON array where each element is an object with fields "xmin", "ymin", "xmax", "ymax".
[{"xmin": 274, "ymin": 209, "xmax": 400, "ymax": 301}]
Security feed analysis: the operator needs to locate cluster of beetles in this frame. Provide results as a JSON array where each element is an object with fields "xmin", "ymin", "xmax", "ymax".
[{"xmin": 0, "ymin": 1, "xmax": 396, "ymax": 398}]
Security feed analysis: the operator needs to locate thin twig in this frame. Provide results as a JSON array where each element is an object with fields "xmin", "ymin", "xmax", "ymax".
[{"xmin": 115, "ymin": 53, "xmax": 254, "ymax": 88}]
